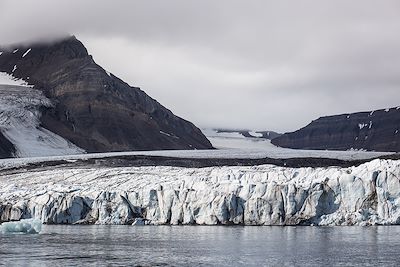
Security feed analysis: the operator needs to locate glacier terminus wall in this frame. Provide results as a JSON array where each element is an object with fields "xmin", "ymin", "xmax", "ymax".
[{"xmin": 0, "ymin": 159, "xmax": 399, "ymax": 226}]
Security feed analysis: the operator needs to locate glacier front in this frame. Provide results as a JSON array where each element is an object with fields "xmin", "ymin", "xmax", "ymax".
[{"xmin": 0, "ymin": 159, "xmax": 399, "ymax": 226}]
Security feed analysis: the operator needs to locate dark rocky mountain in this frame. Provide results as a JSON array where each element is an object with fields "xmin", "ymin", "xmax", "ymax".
[
  {"xmin": 0, "ymin": 132, "xmax": 15, "ymax": 158},
  {"xmin": 0, "ymin": 36, "xmax": 213, "ymax": 153},
  {"xmin": 272, "ymin": 107, "xmax": 400, "ymax": 152}
]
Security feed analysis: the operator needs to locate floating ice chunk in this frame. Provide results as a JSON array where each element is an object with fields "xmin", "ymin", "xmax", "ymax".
[
  {"xmin": 385, "ymin": 108, "xmax": 390, "ymax": 112},
  {"xmin": 12, "ymin": 65, "xmax": 17, "ymax": 73},
  {"xmin": 395, "ymin": 130, "xmax": 399, "ymax": 134},
  {"xmin": 347, "ymin": 115, "xmax": 350, "ymax": 119},
  {"xmin": 105, "ymin": 70, "xmax": 111, "ymax": 77},
  {"xmin": 370, "ymin": 111, "xmax": 374, "ymax": 116},
  {"xmin": 12, "ymin": 49, "xmax": 19, "ymax": 54},
  {"xmin": 368, "ymin": 121, "xmax": 372, "ymax": 129},
  {"xmin": 0, "ymin": 52, "xmax": 3, "ymax": 56},
  {"xmin": 0, "ymin": 219, "xmax": 42, "ymax": 234},
  {"xmin": 22, "ymin": 48, "xmax": 31, "ymax": 58}
]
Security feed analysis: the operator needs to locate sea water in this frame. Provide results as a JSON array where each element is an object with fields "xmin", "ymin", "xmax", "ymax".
[{"xmin": 0, "ymin": 225, "xmax": 399, "ymax": 266}]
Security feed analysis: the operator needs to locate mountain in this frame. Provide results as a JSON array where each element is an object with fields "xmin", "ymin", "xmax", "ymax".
[
  {"xmin": 0, "ymin": 36, "xmax": 212, "ymax": 156},
  {"xmin": 272, "ymin": 107, "xmax": 400, "ymax": 152},
  {"xmin": 0, "ymin": 132, "xmax": 14, "ymax": 158}
]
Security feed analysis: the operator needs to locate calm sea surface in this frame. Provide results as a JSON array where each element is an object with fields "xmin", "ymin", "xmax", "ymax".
[{"xmin": 1, "ymin": 225, "xmax": 399, "ymax": 266}]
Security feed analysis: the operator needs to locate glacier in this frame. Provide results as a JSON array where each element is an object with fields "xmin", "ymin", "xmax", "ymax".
[
  {"xmin": 0, "ymin": 128, "xmax": 392, "ymax": 170},
  {"xmin": 0, "ymin": 72, "xmax": 84, "ymax": 157},
  {"xmin": 0, "ymin": 159, "xmax": 399, "ymax": 226}
]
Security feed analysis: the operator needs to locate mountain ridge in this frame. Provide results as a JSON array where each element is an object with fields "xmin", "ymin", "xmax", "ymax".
[{"xmin": 272, "ymin": 107, "xmax": 400, "ymax": 152}]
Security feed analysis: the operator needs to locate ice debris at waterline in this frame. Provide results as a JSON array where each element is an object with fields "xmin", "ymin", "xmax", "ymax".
[
  {"xmin": 0, "ymin": 219, "xmax": 42, "ymax": 234},
  {"xmin": 0, "ymin": 159, "xmax": 400, "ymax": 226}
]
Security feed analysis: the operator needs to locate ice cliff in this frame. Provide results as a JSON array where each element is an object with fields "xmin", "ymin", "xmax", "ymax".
[{"xmin": 0, "ymin": 159, "xmax": 399, "ymax": 226}]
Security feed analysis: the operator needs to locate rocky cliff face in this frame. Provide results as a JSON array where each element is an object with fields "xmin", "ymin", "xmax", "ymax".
[
  {"xmin": 272, "ymin": 107, "xmax": 400, "ymax": 152},
  {"xmin": 0, "ymin": 132, "xmax": 14, "ymax": 158},
  {"xmin": 0, "ymin": 36, "xmax": 212, "ymax": 153}
]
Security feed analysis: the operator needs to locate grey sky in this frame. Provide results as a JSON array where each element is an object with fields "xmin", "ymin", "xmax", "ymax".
[{"xmin": 1, "ymin": 0, "xmax": 400, "ymax": 132}]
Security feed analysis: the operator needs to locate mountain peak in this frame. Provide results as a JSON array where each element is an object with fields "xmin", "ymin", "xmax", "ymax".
[{"xmin": 0, "ymin": 35, "xmax": 88, "ymax": 57}]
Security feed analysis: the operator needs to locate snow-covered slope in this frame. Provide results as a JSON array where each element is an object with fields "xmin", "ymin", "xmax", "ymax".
[
  {"xmin": 1, "ymin": 159, "xmax": 399, "ymax": 226},
  {"xmin": 0, "ymin": 72, "xmax": 84, "ymax": 157}
]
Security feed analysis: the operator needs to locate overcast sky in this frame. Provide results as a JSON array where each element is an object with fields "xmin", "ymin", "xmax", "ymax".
[{"xmin": 1, "ymin": 0, "xmax": 400, "ymax": 132}]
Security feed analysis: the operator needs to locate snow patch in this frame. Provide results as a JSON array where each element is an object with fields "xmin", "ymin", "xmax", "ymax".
[
  {"xmin": 358, "ymin": 123, "xmax": 367, "ymax": 130},
  {"xmin": 0, "ymin": 72, "xmax": 32, "ymax": 87},
  {"xmin": 202, "ymin": 129, "xmax": 246, "ymax": 140},
  {"xmin": 249, "ymin": 131, "xmax": 263, "ymax": 138},
  {"xmin": 159, "ymin": 130, "xmax": 171, "ymax": 137},
  {"xmin": 160, "ymin": 130, "xmax": 179, "ymax": 139},
  {"xmin": 358, "ymin": 122, "xmax": 372, "ymax": 130},
  {"xmin": 22, "ymin": 48, "xmax": 31, "ymax": 58}
]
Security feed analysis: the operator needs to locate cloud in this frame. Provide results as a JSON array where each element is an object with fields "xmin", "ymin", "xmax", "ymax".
[{"xmin": 1, "ymin": 0, "xmax": 400, "ymax": 132}]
